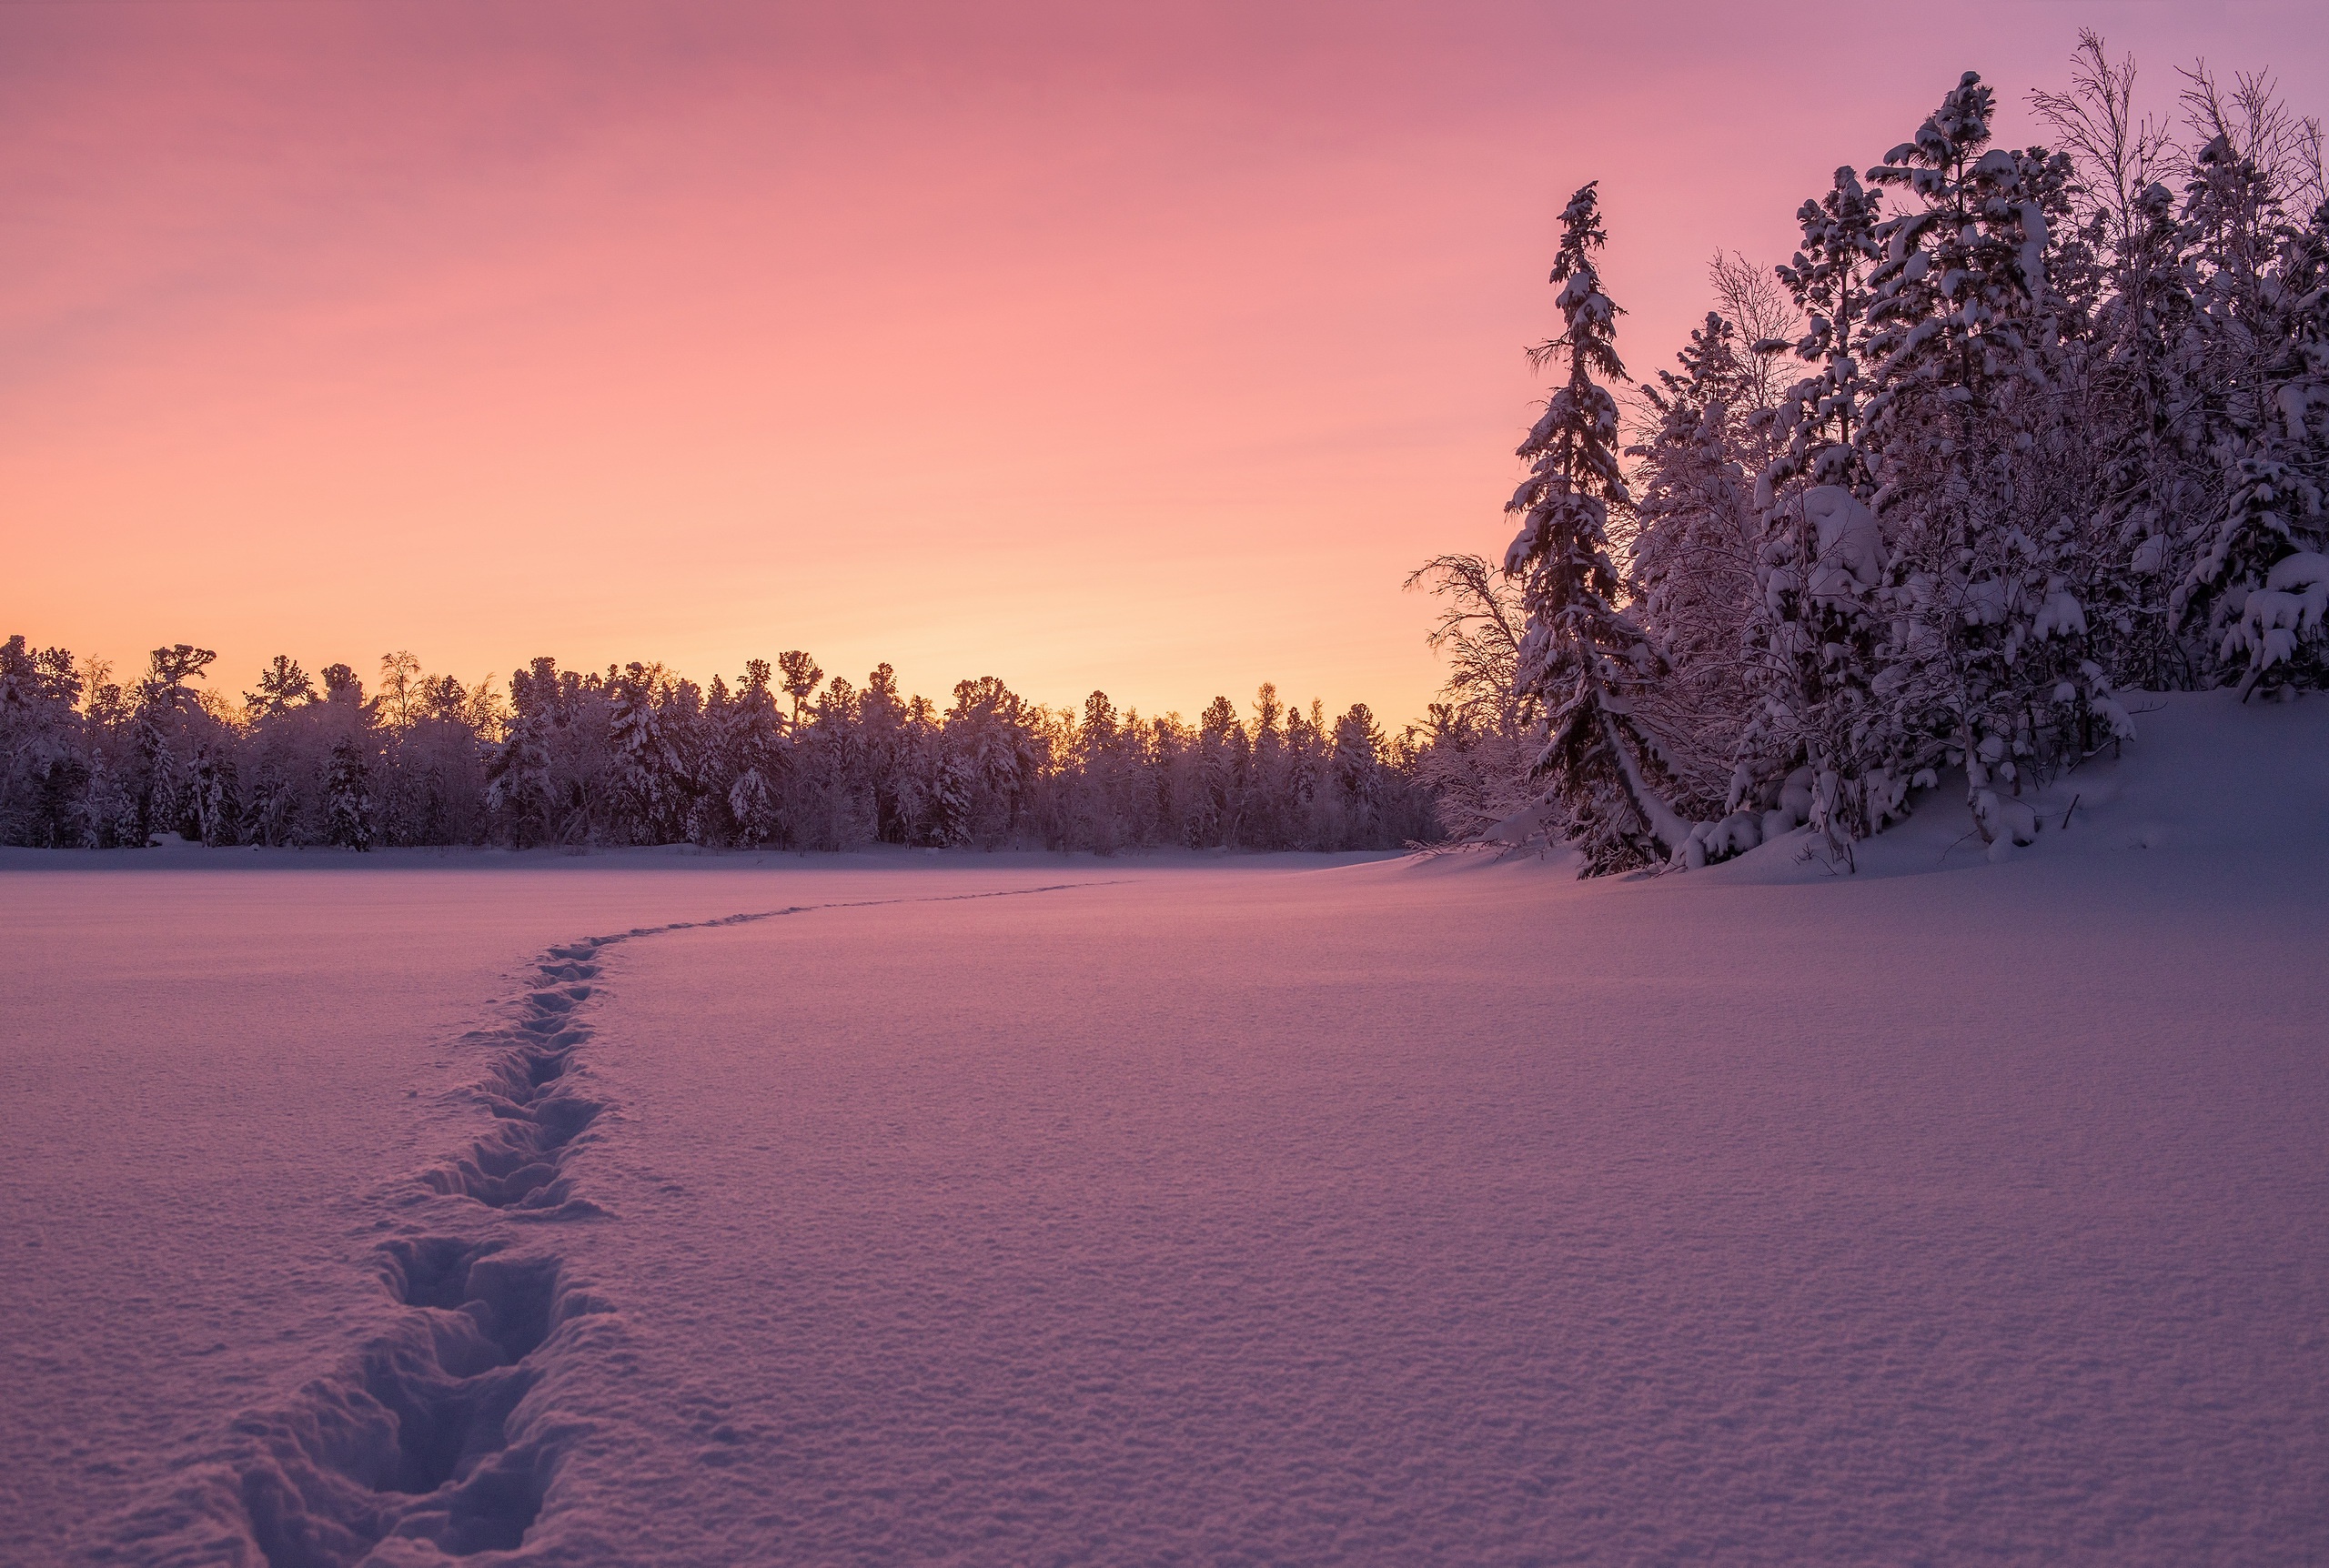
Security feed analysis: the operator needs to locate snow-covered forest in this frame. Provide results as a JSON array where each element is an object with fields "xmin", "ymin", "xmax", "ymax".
[
  {"xmin": 0, "ymin": 638, "xmax": 1437, "ymax": 852},
  {"xmin": 1426, "ymin": 38, "xmax": 2329, "ymax": 871},
  {"xmin": 11, "ymin": 43, "xmax": 2326, "ymax": 868}
]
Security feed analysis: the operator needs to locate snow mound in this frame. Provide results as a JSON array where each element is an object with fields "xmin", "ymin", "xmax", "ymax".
[{"xmin": 1702, "ymin": 689, "xmax": 2329, "ymax": 882}]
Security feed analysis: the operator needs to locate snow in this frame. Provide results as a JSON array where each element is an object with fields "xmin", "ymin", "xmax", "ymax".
[
  {"xmin": 2228, "ymin": 551, "xmax": 2329, "ymax": 689},
  {"xmin": 5, "ymin": 695, "xmax": 2328, "ymax": 1564},
  {"xmin": 2016, "ymin": 201, "xmax": 2050, "ymax": 292},
  {"xmin": 1802, "ymin": 485, "xmax": 1885, "ymax": 605},
  {"xmin": 2032, "ymin": 589, "xmax": 2088, "ymax": 640}
]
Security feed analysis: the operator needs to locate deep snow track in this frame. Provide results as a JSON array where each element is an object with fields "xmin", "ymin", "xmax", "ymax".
[{"xmin": 77, "ymin": 883, "xmax": 1116, "ymax": 1568}]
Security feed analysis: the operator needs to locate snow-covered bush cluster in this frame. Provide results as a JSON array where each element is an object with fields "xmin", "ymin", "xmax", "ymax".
[
  {"xmin": 0, "ymin": 640, "xmax": 1437, "ymax": 852},
  {"xmin": 1428, "ymin": 40, "xmax": 2329, "ymax": 873}
]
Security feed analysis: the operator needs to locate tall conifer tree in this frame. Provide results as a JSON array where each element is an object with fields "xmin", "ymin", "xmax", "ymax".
[{"xmin": 1506, "ymin": 183, "xmax": 1706, "ymax": 871}]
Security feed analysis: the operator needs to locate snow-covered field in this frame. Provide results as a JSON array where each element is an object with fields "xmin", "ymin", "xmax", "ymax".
[{"xmin": 4, "ymin": 693, "xmax": 2325, "ymax": 1565}]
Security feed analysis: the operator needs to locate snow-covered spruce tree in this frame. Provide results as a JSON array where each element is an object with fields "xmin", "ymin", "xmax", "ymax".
[
  {"xmin": 1194, "ymin": 695, "xmax": 1247, "ymax": 849},
  {"xmin": 792, "ymin": 675, "xmax": 877, "ymax": 851},
  {"xmin": 894, "ymin": 689, "xmax": 947, "ymax": 847},
  {"xmin": 2164, "ymin": 110, "xmax": 2289, "ymax": 675},
  {"xmin": 724, "ymin": 659, "xmax": 789, "ymax": 848},
  {"xmin": 1759, "ymin": 166, "xmax": 1885, "ymax": 503},
  {"xmin": 74, "ymin": 663, "xmax": 137, "ymax": 849},
  {"xmin": 683, "ymin": 673, "xmax": 735, "ymax": 845},
  {"xmin": 236, "ymin": 656, "xmax": 312, "ymax": 846},
  {"xmin": 486, "ymin": 658, "xmax": 560, "ymax": 847},
  {"xmin": 1730, "ymin": 160, "xmax": 1908, "ymax": 854},
  {"xmin": 936, "ymin": 676, "xmax": 1040, "ymax": 848},
  {"xmin": 1861, "ymin": 72, "xmax": 2129, "ymax": 848},
  {"xmin": 2032, "ymin": 34, "xmax": 2216, "ymax": 689},
  {"xmin": 388, "ymin": 668, "xmax": 494, "ymax": 847},
  {"xmin": 2200, "ymin": 206, "xmax": 2329, "ymax": 696},
  {"xmin": 2092, "ymin": 177, "xmax": 2216, "ymax": 684},
  {"xmin": 2212, "ymin": 195, "xmax": 2329, "ymax": 692},
  {"xmin": 0, "ymin": 637, "xmax": 89, "ymax": 848},
  {"xmin": 1741, "ymin": 156, "xmax": 1937, "ymax": 848},
  {"xmin": 1238, "ymin": 685, "xmax": 1288, "ymax": 850},
  {"xmin": 1505, "ymin": 183, "xmax": 1714, "ymax": 872},
  {"xmin": 309, "ymin": 662, "xmax": 381, "ymax": 850},
  {"xmin": 128, "ymin": 645, "xmax": 221, "ymax": 845},
  {"xmin": 2173, "ymin": 75, "xmax": 2329, "ymax": 695},
  {"xmin": 1061, "ymin": 690, "xmax": 1125, "ymax": 852},
  {"xmin": 2203, "ymin": 453, "xmax": 2328, "ymax": 695},
  {"xmin": 324, "ymin": 734, "xmax": 374, "ymax": 849},
  {"xmin": 608, "ymin": 662, "xmax": 688, "ymax": 844},
  {"xmin": 1328, "ymin": 703, "xmax": 1385, "ymax": 849},
  {"xmin": 191, "ymin": 738, "xmax": 238, "ymax": 846},
  {"xmin": 80, "ymin": 746, "xmax": 138, "ymax": 849},
  {"xmin": 1279, "ymin": 699, "xmax": 1325, "ymax": 848},
  {"xmin": 852, "ymin": 663, "xmax": 923, "ymax": 845},
  {"xmin": 1624, "ymin": 309, "xmax": 1775, "ymax": 807}
]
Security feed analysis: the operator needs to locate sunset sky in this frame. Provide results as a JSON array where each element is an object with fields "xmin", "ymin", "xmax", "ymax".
[{"xmin": 6, "ymin": 1, "xmax": 2325, "ymax": 725}]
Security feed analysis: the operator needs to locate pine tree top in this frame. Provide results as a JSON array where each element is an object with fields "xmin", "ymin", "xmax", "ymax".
[{"xmin": 1535, "ymin": 182, "xmax": 1627, "ymax": 388}]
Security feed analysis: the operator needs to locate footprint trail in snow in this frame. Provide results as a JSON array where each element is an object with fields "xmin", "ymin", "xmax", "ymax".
[{"xmin": 85, "ymin": 883, "xmax": 1114, "ymax": 1567}]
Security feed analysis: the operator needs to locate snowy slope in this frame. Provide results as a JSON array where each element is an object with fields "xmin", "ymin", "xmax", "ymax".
[
  {"xmin": 3, "ymin": 695, "xmax": 2324, "ymax": 1565},
  {"xmin": 1707, "ymin": 688, "xmax": 2329, "ymax": 879}
]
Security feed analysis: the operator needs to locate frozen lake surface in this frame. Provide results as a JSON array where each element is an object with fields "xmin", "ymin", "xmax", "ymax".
[{"xmin": 4, "ymin": 695, "xmax": 2326, "ymax": 1564}]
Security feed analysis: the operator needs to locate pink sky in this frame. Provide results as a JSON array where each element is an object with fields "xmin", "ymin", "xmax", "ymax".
[{"xmin": 5, "ymin": 1, "xmax": 2325, "ymax": 725}]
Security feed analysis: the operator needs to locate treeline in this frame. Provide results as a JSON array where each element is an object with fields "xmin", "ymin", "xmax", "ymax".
[
  {"xmin": 0, "ymin": 639, "xmax": 1438, "ymax": 852},
  {"xmin": 1428, "ymin": 38, "xmax": 2329, "ymax": 872}
]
